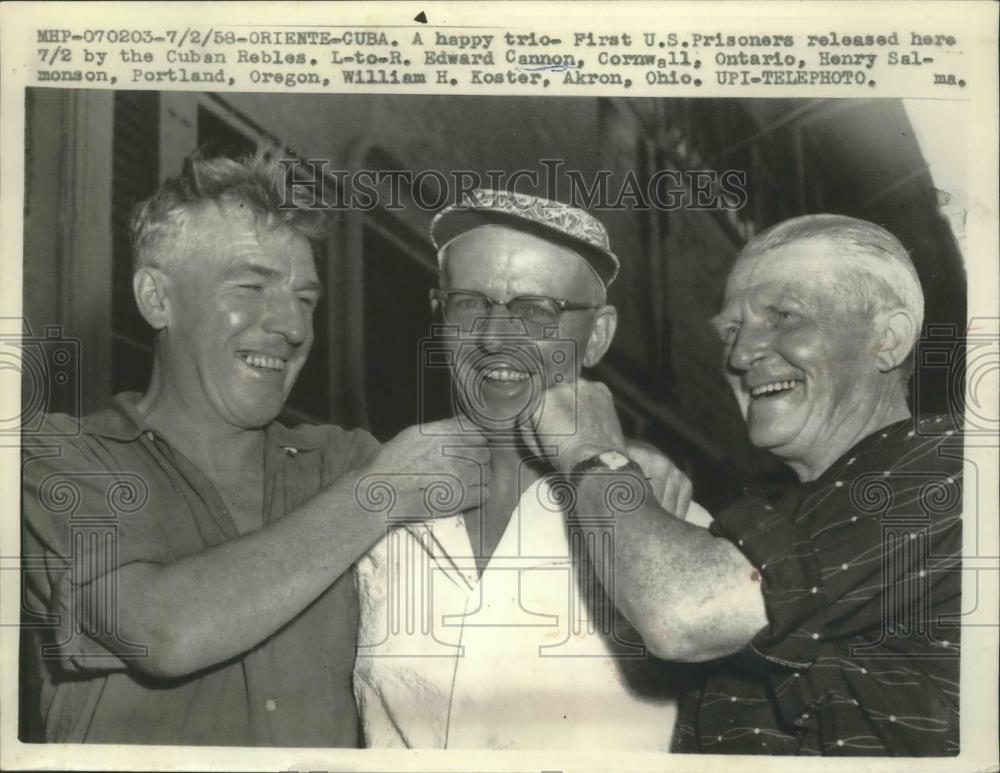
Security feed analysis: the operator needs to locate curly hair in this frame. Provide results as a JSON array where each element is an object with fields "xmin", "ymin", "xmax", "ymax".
[{"xmin": 130, "ymin": 148, "xmax": 328, "ymax": 271}]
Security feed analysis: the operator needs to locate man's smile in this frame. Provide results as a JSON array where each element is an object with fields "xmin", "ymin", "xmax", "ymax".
[
  {"xmin": 470, "ymin": 359, "xmax": 535, "ymax": 397},
  {"xmin": 482, "ymin": 367, "xmax": 531, "ymax": 383},
  {"xmin": 237, "ymin": 350, "xmax": 289, "ymax": 373},
  {"xmin": 749, "ymin": 378, "xmax": 803, "ymax": 399}
]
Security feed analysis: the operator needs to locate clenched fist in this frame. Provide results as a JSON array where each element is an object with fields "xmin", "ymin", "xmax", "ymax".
[
  {"xmin": 355, "ymin": 418, "xmax": 491, "ymax": 522},
  {"xmin": 522, "ymin": 378, "xmax": 627, "ymax": 473},
  {"xmin": 625, "ymin": 439, "xmax": 693, "ymax": 519}
]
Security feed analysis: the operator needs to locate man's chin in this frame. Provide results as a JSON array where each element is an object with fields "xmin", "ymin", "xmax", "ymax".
[
  {"xmin": 453, "ymin": 384, "xmax": 538, "ymax": 428},
  {"xmin": 748, "ymin": 422, "xmax": 801, "ymax": 458},
  {"xmin": 454, "ymin": 397, "xmax": 534, "ymax": 436},
  {"xmin": 224, "ymin": 395, "xmax": 286, "ymax": 430}
]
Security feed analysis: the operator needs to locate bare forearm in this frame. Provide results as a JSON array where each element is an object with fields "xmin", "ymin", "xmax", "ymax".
[
  {"xmin": 575, "ymin": 474, "xmax": 766, "ymax": 662},
  {"xmin": 94, "ymin": 472, "xmax": 385, "ymax": 677}
]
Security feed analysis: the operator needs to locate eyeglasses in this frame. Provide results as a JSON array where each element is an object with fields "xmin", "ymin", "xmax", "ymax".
[{"xmin": 430, "ymin": 289, "xmax": 600, "ymax": 331}]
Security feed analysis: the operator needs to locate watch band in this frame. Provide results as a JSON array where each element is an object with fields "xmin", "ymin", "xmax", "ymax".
[{"xmin": 572, "ymin": 450, "xmax": 643, "ymax": 475}]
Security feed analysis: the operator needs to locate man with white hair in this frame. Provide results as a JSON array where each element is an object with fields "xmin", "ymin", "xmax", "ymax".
[{"xmin": 525, "ymin": 214, "xmax": 963, "ymax": 755}]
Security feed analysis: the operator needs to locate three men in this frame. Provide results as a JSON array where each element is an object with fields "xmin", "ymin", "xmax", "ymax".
[
  {"xmin": 21, "ymin": 153, "xmax": 489, "ymax": 745},
  {"xmin": 354, "ymin": 190, "xmax": 703, "ymax": 749},
  {"xmin": 22, "ymin": 151, "xmax": 960, "ymax": 757},
  {"xmin": 531, "ymin": 215, "xmax": 962, "ymax": 755}
]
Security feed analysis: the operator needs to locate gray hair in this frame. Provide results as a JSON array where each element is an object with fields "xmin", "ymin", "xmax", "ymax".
[
  {"xmin": 741, "ymin": 214, "xmax": 925, "ymax": 346},
  {"xmin": 130, "ymin": 149, "xmax": 327, "ymax": 272}
]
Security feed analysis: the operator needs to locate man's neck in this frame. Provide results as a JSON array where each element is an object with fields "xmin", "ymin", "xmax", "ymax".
[
  {"xmin": 137, "ymin": 380, "xmax": 265, "ymax": 482},
  {"xmin": 790, "ymin": 389, "xmax": 912, "ymax": 482},
  {"xmin": 486, "ymin": 436, "xmax": 547, "ymax": 492}
]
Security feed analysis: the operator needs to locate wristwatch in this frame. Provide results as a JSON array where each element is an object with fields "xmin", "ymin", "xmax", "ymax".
[{"xmin": 572, "ymin": 450, "xmax": 643, "ymax": 475}]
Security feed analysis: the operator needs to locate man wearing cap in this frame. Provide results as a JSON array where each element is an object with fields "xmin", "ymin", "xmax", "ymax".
[{"xmin": 353, "ymin": 190, "xmax": 709, "ymax": 750}]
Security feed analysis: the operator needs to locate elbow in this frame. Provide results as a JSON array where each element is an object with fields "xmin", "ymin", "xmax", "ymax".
[
  {"xmin": 126, "ymin": 619, "xmax": 204, "ymax": 680},
  {"xmin": 626, "ymin": 609, "xmax": 702, "ymax": 662},
  {"xmin": 632, "ymin": 604, "xmax": 751, "ymax": 663},
  {"xmin": 640, "ymin": 627, "xmax": 716, "ymax": 663}
]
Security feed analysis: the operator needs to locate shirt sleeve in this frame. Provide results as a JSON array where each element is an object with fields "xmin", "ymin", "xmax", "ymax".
[
  {"xmin": 710, "ymin": 495, "xmax": 826, "ymax": 670},
  {"xmin": 342, "ymin": 427, "xmax": 381, "ymax": 474},
  {"xmin": 712, "ymin": 469, "xmax": 962, "ymax": 667},
  {"xmin": 22, "ymin": 426, "xmax": 172, "ymax": 673}
]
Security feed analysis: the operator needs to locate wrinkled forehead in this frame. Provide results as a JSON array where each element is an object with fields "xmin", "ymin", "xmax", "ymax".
[
  {"xmin": 440, "ymin": 225, "xmax": 603, "ymax": 301},
  {"xmin": 724, "ymin": 238, "xmax": 846, "ymax": 304},
  {"xmin": 186, "ymin": 203, "xmax": 313, "ymax": 270}
]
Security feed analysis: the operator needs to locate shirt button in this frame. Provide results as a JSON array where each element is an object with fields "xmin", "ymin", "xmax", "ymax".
[
  {"xmin": 285, "ymin": 447, "xmax": 298, "ymax": 457},
  {"xmin": 145, "ymin": 431, "xmax": 155, "ymax": 441},
  {"xmin": 265, "ymin": 698, "xmax": 277, "ymax": 711}
]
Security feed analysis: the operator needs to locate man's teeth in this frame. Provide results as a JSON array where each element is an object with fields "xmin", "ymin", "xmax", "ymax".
[
  {"xmin": 751, "ymin": 379, "xmax": 800, "ymax": 397},
  {"xmin": 484, "ymin": 368, "xmax": 530, "ymax": 382},
  {"xmin": 239, "ymin": 352, "xmax": 286, "ymax": 371}
]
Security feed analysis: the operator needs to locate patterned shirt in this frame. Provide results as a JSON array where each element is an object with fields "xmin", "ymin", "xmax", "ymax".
[
  {"xmin": 672, "ymin": 414, "xmax": 963, "ymax": 756},
  {"xmin": 21, "ymin": 392, "xmax": 380, "ymax": 745}
]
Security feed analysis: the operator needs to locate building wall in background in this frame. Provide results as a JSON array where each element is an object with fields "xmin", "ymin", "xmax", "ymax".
[{"xmin": 21, "ymin": 90, "xmax": 966, "ymax": 506}]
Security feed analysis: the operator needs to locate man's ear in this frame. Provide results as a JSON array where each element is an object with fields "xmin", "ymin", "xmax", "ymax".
[
  {"xmin": 583, "ymin": 305, "xmax": 618, "ymax": 368},
  {"xmin": 133, "ymin": 268, "xmax": 172, "ymax": 331},
  {"xmin": 875, "ymin": 308, "xmax": 917, "ymax": 372}
]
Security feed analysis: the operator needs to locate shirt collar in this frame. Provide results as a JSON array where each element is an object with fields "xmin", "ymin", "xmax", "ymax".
[
  {"xmin": 81, "ymin": 392, "xmax": 321, "ymax": 453},
  {"xmin": 744, "ymin": 416, "xmax": 920, "ymax": 508}
]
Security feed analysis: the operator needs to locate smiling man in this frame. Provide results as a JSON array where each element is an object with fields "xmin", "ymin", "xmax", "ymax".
[
  {"xmin": 20, "ymin": 152, "xmax": 489, "ymax": 745},
  {"xmin": 353, "ymin": 190, "xmax": 704, "ymax": 750},
  {"xmin": 526, "ymin": 214, "xmax": 963, "ymax": 756}
]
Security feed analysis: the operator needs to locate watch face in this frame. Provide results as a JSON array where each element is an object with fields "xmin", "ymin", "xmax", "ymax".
[{"xmin": 597, "ymin": 451, "xmax": 632, "ymax": 470}]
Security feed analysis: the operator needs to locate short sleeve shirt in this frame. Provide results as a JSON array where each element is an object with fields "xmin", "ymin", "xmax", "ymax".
[
  {"xmin": 672, "ymin": 415, "xmax": 963, "ymax": 756},
  {"xmin": 21, "ymin": 392, "xmax": 380, "ymax": 746}
]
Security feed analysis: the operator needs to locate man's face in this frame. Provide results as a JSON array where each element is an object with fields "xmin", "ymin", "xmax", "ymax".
[
  {"xmin": 160, "ymin": 206, "xmax": 321, "ymax": 431},
  {"xmin": 713, "ymin": 238, "xmax": 884, "ymax": 475},
  {"xmin": 438, "ymin": 225, "xmax": 603, "ymax": 433}
]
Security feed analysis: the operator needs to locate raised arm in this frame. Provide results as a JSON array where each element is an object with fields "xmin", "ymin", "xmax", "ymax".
[
  {"xmin": 24, "ymin": 418, "xmax": 490, "ymax": 678},
  {"xmin": 527, "ymin": 379, "xmax": 766, "ymax": 662}
]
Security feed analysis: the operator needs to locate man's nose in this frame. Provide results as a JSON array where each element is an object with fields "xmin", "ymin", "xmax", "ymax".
[
  {"xmin": 472, "ymin": 309, "xmax": 531, "ymax": 346},
  {"xmin": 262, "ymin": 291, "xmax": 310, "ymax": 346},
  {"xmin": 727, "ymin": 322, "xmax": 772, "ymax": 372}
]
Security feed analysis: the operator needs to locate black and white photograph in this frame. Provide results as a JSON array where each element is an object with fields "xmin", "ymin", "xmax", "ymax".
[{"xmin": 2, "ymin": 3, "xmax": 997, "ymax": 772}]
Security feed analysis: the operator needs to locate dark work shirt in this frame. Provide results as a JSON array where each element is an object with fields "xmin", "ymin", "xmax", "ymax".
[
  {"xmin": 673, "ymin": 414, "xmax": 962, "ymax": 756},
  {"xmin": 21, "ymin": 392, "xmax": 380, "ymax": 745}
]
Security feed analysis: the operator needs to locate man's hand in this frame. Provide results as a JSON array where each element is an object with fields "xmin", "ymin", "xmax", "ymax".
[
  {"xmin": 523, "ymin": 378, "xmax": 626, "ymax": 473},
  {"xmin": 356, "ymin": 417, "xmax": 491, "ymax": 520},
  {"xmin": 625, "ymin": 440, "xmax": 693, "ymax": 519}
]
